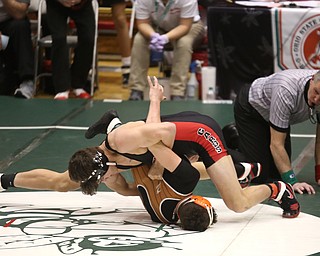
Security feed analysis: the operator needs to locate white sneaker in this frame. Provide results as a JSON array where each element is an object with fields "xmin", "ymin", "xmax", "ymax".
[
  {"xmin": 0, "ymin": 173, "xmax": 6, "ymax": 192},
  {"xmin": 14, "ymin": 80, "xmax": 35, "ymax": 99},
  {"xmin": 73, "ymin": 88, "xmax": 90, "ymax": 99},
  {"xmin": 54, "ymin": 91, "xmax": 69, "ymax": 100}
]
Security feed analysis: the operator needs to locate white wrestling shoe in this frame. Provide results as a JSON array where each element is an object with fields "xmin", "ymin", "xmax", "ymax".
[
  {"xmin": 0, "ymin": 173, "xmax": 6, "ymax": 192},
  {"xmin": 238, "ymin": 163, "xmax": 261, "ymax": 188}
]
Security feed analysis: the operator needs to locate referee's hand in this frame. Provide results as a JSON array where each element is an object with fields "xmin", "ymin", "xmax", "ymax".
[{"xmin": 292, "ymin": 182, "xmax": 315, "ymax": 195}]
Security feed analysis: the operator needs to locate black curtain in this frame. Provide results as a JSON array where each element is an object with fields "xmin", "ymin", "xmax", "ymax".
[{"xmin": 207, "ymin": 5, "xmax": 274, "ymax": 99}]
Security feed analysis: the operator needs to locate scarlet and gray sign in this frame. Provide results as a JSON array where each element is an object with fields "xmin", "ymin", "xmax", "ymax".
[{"xmin": 273, "ymin": 8, "xmax": 320, "ymax": 71}]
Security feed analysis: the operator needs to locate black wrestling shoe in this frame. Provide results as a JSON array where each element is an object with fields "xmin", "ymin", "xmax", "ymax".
[
  {"xmin": 238, "ymin": 163, "xmax": 261, "ymax": 188},
  {"xmin": 0, "ymin": 173, "xmax": 6, "ymax": 192},
  {"xmin": 271, "ymin": 181, "xmax": 300, "ymax": 218},
  {"xmin": 85, "ymin": 109, "xmax": 121, "ymax": 139}
]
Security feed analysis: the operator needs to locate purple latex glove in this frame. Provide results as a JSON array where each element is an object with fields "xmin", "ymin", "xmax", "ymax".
[
  {"xmin": 154, "ymin": 34, "xmax": 169, "ymax": 51},
  {"xmin": 149, "ymin": 32, "xmax": 161, "ymax": 51}
]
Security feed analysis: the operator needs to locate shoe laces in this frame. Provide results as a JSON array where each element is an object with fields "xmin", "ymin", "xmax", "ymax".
[{"xmin": 277, "ymin": 183, "xmax": 297, "ymax": 208}]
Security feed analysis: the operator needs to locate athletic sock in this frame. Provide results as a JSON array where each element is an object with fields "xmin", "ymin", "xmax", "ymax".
[
  {"xmin": 121, "ymin": 56, "xmax": 131, "ymax": 67},
  {"xmin": 1, "ymin": 173, "xmax": 17, "ymax": 189},
  {"xmin": 106, "ymin": 117, "xmax": 122, "ymax": 134}
]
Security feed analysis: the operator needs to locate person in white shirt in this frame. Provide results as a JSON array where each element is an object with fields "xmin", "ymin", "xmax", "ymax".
[{"xmin": 128, "ymin": 0, "xmax": 205, "ymax": 100}]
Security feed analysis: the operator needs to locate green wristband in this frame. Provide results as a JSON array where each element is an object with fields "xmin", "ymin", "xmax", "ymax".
[{"xmin": 281, "ymin": 170, "xmax": 298, "ymax": 185}]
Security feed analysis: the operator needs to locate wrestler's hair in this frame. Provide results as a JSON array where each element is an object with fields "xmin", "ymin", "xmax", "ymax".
[
  {"xmin": 178, "ymin": 202, "xmax": 217, "ymax": 232},
  {"xmin": 68, "ymin": 147, "xmax": 103, "ymax": 196}
]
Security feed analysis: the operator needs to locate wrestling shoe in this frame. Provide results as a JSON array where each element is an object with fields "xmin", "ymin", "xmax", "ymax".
[
  {"xmin": 85, "ymin": 109, "xmax": 121, "ymax": 139},
  {"xmin": 0, "ymin": 173, "xmax": 6, "ymax": 192},
  {"xmin": 54, "ymin": 91, "xmax": 69, "ymax": 100},
  {"xmin": 270, "ymin": 181, "xmax": 300, "ymax": 218},
  {"xmin": 238, "ymin": 162, "xmax": 261, "ymax": 188}
]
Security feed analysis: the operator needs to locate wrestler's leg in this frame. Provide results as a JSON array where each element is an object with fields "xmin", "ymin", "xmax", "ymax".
[
  {"xmin": 110, "ymin": 121, "xmax": 176, "ymax": 153},
  {"xmin": 207, "ymin": 155, "xmax": 271, "ymax": 212},
  {"xmin": 207, "ymin": 155, "xmax": 300, "ymax": 218}
]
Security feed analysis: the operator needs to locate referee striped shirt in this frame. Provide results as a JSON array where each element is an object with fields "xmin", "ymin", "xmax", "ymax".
[{"xmin": 248, "ymin": 69, "xmax": 317, "ymax": 130}]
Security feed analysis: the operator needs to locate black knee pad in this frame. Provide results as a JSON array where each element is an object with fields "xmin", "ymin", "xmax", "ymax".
[{"xmin": 222, "ymin": 123, "xmax": 239, "ymax": 150}]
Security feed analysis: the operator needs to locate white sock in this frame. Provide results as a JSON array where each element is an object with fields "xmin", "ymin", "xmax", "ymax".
[
  {"xmin": 107, "ymin": 118, "xmax": 122, "ymax": 134},
  {"xmin": 121, "ymin": 56, "xmax": 131, "ymax": 67}
]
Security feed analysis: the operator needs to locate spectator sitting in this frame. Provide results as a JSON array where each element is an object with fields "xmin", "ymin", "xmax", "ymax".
[
  {"xmin": 0, "ymin": 0, "xmax": 35, "ymax": 99},
  {"xmin": 128, "ymin": 0, "xmax": 205, "ymax": 101}
]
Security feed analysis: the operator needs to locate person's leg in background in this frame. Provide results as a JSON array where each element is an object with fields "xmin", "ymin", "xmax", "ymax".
[
  {"xmin": 170, "ymin": 21, "xmax": 205, "ymax": 100},
  {"xmin": 1, "ymin": 18, "xmax": 35, "ymax": 99},
  {"xmin": 112, "ymin": 1, "xmax": 131, "ymax": 86},
  {"xmin": 128, "ymin": 32, "xmax": 150, "ymax": 100},
  {"xmin": 45, "ymin": 0, "xmax": 72, "ymax": 99},
  {"xmin": 70, "ymin": 0, "xmax": 95, "ymax": 98},
  {"xmin": 41, "ymin": 14, "xmax": 52, "ymax": 72}
]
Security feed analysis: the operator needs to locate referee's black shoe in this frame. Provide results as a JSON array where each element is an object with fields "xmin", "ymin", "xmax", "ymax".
[{"xmin": 0, "ymin": 173, "xmax": 6, "ymax": 192}]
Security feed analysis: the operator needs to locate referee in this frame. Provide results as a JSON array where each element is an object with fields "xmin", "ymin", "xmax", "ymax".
[{"xmin": 234, "ymin": 69, "xmax": 320, "ymax": 194}]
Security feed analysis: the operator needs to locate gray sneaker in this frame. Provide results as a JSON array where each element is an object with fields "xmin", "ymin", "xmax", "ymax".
[
  {"xmin": 14, "ymin": 80, "xmax": 35, "ymax": 99},
  {"xmin": 129, "ymin": 89, "xmax": 143, "ymax": 100},
  {"xmin": 171, "ymin": 95, "xmax": 185, "ymax": 101}
]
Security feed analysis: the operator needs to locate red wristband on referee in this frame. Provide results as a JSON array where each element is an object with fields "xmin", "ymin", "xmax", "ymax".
[{"xmin": 315, "ymin": 165, "xmax": 320, "ymax": 182}]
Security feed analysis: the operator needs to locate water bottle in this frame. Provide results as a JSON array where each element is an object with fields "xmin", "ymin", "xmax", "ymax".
[
  {"xmin": 206, "ymin": 87, "xmax": 215, "ymax": 101},
  {"xmin": 187, "ymin": 61, "xmax": 199, "ymax": 100},
  {"xmin": 150, "ymin": 50, "xmax": 164, "ymax": 62}
]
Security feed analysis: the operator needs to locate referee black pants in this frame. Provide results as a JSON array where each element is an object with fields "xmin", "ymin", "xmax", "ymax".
[{"xmin": 234, "ymin": 85, "xmax": 291, "ymax": 183}]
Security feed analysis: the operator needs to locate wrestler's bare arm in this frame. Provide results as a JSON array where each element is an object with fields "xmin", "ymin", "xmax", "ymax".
[
  {"xmin": 12, "ymin": 168, "xmax": 139, "ymax": 197},
  {"xmin": 102, "ymin": 172, "xmax": 139, "ymax": 196},
  {"xmin": 108, "ymin": 76, "xmax": 175, "ymax": 155},
  {"xmin": 13, "ymin": 169, "xmax": 79, "ymax": 192},
  {"xmin": 146, "ymin": 76, "xmax": 164, "ymax": 124},
  {"xmin": 192, "ymin": 162, "xmax": 210, "ymax": 180}
]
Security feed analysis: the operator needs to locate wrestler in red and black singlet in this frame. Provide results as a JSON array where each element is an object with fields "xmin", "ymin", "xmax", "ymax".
[{"xmin": 105, "ymin": 111, "xmax": 228, "ymax": 223}]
